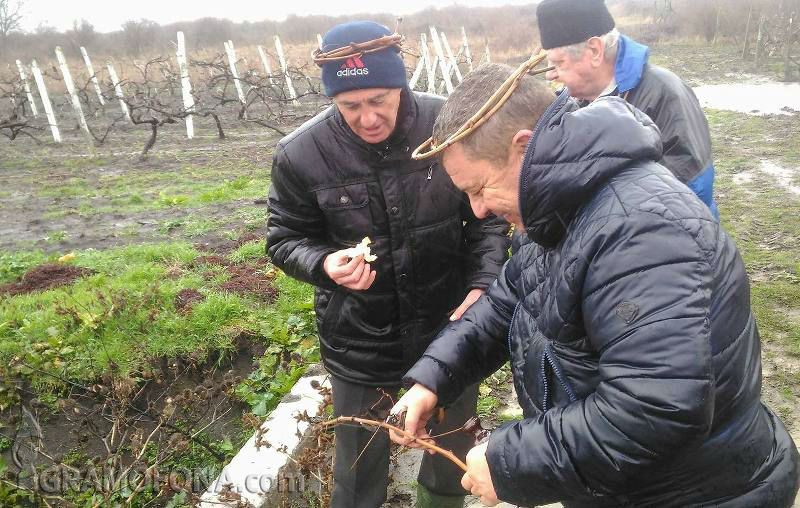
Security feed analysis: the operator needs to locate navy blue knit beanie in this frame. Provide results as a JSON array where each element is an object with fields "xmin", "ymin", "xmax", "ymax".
[{"xmin": 320, "ymin": 21, "xmax": 407, "ymax": 97}]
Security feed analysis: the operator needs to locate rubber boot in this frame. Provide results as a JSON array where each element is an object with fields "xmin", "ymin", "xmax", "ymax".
[{"xmin": 416, "ymin": 483, "xmax": 466, "ymax": 508}]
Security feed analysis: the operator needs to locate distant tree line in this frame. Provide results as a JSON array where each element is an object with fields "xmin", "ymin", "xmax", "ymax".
[
  {"xmin": 1, "ymin": 0, "xmax": 796, "ymax": 78},
  {"xmin": 617, "ymin": 0, "xmax": 798, "ymax": 78},
  {"xmin": 1, "ymin": 4, "xmax": 538, "ymax": 62},
  {"xmin": 618, "ymin": 0, "xmax": 797, "ymax": 43}
]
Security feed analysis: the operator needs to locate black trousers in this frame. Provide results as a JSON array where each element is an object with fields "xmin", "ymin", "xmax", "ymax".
[{"xmin": 329, "ymin": 375, "xmax": 479, "ymax": 508}]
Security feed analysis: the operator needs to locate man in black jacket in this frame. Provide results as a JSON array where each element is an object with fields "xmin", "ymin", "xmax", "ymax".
[
  {"xmin": 266, "ymin": 21, "xmax": 510, "ymax": 508},
  {"xmin": 390, "ymin": 64, "xmax": 799, "ymax": 507},
  {"xmin": 537, "ymin": 0, "xmax": 719, "ymax": 218}
]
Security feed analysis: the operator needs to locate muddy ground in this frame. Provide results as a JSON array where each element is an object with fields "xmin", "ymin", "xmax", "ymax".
[{"xmin": 0, "ymin": 122, "xmax": 295, "ymax": 254}]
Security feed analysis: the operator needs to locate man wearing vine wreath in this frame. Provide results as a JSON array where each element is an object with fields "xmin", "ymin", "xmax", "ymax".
[
  {"xmin": 266, "ymin": 20, "xmax": 510, "ymax": 508},
  {"xmin": 389, "ymin": 59, "xmax": 799, "ymax": 507}
]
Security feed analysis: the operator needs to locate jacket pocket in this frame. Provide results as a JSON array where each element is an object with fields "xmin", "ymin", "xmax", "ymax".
[
  {"xmin": 316, "ymin": 182, "xmax": 369, "ymax": 210},
  {"xmin": 320, "ymin": 287, "xmax": 346, "ymax": 338},
  {"xmin": 315, "ymin": 183, "xmax": 372, "ymax": 243}
]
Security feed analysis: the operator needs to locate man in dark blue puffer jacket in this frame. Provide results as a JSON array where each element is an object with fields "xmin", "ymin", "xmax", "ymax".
[{"xmin": 389, "ymin": 63, "xmax": 799, "ymax": 508}]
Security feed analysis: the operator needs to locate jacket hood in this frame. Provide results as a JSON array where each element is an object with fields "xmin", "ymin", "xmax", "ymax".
[{"xmin": 519, "ymin": 91, "xmax": 663, "ymax": 247}]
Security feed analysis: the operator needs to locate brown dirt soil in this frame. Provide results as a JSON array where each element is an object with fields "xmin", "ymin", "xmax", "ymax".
[
  {"xmin": 190, "ymin": 255, "xmax": 232, "ymax": 267},
  {"xmin": 234, "ymin": 232, "xmax": 261, "ymax": 246},
  {"xmin": 219, "ymin": 263, "xmax": 279, "ymax": 302},
  {"xmin": 174, "ymin": 288, "xmax": 206, "ymax": 313},
  {"xmin": 0, "ymin": 263, "xmax": 95, "ymax": 296},
  {"xmin": 195, "ymin": 231, "xmax": 263, "ymax": 255}
]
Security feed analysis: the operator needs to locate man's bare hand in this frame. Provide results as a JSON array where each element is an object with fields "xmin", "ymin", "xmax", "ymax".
[
  {"xmin": 450, "ymin": 288, "xmax": 485, "ymax": 321},
  {"xmin": 388, "ymin": 383, "xmax": 438, "ymax": 448},
  {"xmin": 323, "ymin": 249, "xmax": 377, "ymax": 290},
  {"xmin": 461, "ymin": 442, "xmax": 499, "ymax": 506}
]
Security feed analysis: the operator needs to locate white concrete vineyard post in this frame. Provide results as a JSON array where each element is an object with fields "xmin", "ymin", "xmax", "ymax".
[
  {"xmin": 176, "ymin": 31, "xmax": 195, "ymax": 139},
  {"xmin": 8, "ymin": 66, "xmax": 15, "ymax": 107},
  {"xmin": 15, "ymin": 60, "xmax": 39, "ymax": 117},
  {"xmin": 224, "ymin": 40, "xmax": 248, "ymax": 118},
  {"xmin": 30, "ymin": 59, "xmax": 60, "ymax": 143},
  {"xmin": 55, "ymin": 46, "xmax": 92, "ymax": 143},
  {"xmin": 106, "ymin": 61, "xmax": 131, "ymax": 122},
  {"xmin": 440, "ymin": 32, "xmax": 463, "ymax": 83},
  {"xmin": 274, "ymin": 35, "xmax": 298, "ymax": 105},
  {"xmin": 408, "ymin": 56, "xmax": 425, "ymax": 90},
  {"xmin": 484, "ymin": 40, "xmax": 491, "ymax": 64},
  {"xmin": 431, "ymin": 56, "xmax": 440, "ymax": 87},
  {"xmin": 317, "ymin": 33, "xmax": 323, "ymax": 49},
  {"xmin": 420, "ymin": 33, "xmax": 436, "ymax": 94},
  {"xmin": 80, "ymin": 47, "xmax": 105, "ymax": 105},
  {"xmin": 257, "ymin": 45, "xmax": 277, "ymax": 85},
  {"xmin": 429, "ymin": 26, "xmax": 453, "ymax": 94},
  {"xmin": 461, "ymin": 27, "xmax": 473, "ymax": 72}
]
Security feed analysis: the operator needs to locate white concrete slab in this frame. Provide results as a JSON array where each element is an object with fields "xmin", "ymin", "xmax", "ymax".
[{"xmin": 198, "ymin": 373, "xmax": 330, "ymax": 508}]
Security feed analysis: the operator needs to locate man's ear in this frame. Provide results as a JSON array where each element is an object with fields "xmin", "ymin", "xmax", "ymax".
[
  {"xmin": 586, "ymin": 37, "xmax": 605, "ymax": 67},
  {"xmin": 510, "ymin": 129, "xmax": 533, "ymax": 160}
]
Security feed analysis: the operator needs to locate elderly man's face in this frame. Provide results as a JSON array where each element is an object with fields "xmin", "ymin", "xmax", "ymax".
[
  {"xmin": 334, "ymin": 88, "xmax": 402, "ymax": 144},
  {"xmin": 441, "ymin": 143, "xmax": 524, "ymax": 228},
  {"xmin": 545, "ymin": 46, "xmax": 602, "ymax": 100}
]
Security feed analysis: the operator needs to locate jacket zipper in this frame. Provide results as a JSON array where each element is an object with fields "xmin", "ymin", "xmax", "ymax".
[
  {"xmin": 507, "ymin": 301, "xmax": 522, "ymax": 354},
  {"xmin": 541, "ymin": 343, "xmax": 578, "ymax": 412}
]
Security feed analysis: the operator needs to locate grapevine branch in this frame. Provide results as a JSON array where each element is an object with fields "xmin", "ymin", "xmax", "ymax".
[{"xmin": 321, "ymin": 415, "xmax": 468, "ymax": 471}]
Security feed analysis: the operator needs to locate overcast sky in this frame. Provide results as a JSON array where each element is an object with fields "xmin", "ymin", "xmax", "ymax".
[{"xmin": 19, "ymin": 0, "xmax": 536, "ymax": 33}]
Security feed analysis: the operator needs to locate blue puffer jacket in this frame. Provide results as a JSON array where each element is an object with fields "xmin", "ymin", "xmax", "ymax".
[{"xmin": 405, "ymin": 93, "xmax": 799, "ymax": 507}]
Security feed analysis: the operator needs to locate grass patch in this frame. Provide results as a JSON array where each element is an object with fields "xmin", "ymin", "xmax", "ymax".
[
  {"xmin": 229, "ymin": 239, "xmax": 266, "ymax": 263},
  {"xmin": 27, "ymin": 161, "xmax": 265, "ymax": 218},
  {"xmin": 477, "ymin": 393, "xmax": 499, "ymax": 419},
  {"xmin": 159, "ymin": 218, "xmax": 186, "ymax": 234},
  {"xmin": 648, "ymin": 38, "xmax": 791, "ymax": 86},
  {"xmin": 233, "ymin": 273, "xmax": 318, "ymax": 416},
  {"xmin": 44, "ymin": 231, "xmax": 68, "ymax": 243},
  {"xmin": 706, "ymin": 110, "xmax": 800, "ymax": 168},
  {"xmin": 710, "ymin": 109, "xmax": 800, "ymax": 370},
  {"xmin": 184, "ymin": 217, "xmax": 222, "ymax": 237},
  {"xmin": 0, "ymin": 242, "xmax": 314, "ymax": 399},
  {"xmin": 0, "ymin": 242, "xmax": 314, "ymax": 507}
]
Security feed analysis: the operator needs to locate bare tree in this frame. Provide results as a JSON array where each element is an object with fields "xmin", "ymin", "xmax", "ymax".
[
  {"xmin": 121, "ymin": 18, "xmax": 160, "ymax": 56},
  {"xmin": 68, "ymin": 18, "xmax": 96, "ymax": 49},
  {"xmin": 0, "ymin": 0, "xmax": 23, "ymax": 55}
]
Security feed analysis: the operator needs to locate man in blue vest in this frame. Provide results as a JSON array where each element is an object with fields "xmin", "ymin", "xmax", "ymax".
[{"xmin": 537, "ymin": 0, "xmax": 719, "ymax": 217}]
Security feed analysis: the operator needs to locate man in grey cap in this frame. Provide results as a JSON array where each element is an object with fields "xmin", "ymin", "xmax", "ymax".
[
  {"xmin": 266, "ymin": 20, "xmax": 510, "ymax": 508},
  {"xmin": 536, "ymin": 0, "xmax": 719, "ymax": 218}
]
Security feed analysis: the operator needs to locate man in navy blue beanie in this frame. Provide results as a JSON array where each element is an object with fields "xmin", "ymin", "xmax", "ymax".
[{"xmin": 266, "ymin": 20, "xmax": 510, "ymax": 508}]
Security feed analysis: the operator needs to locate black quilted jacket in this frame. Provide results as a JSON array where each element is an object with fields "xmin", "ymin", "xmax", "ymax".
[
  {"xmin": 266, "ymin": 89, "xmax": 510, "ymax": 386},
  {"xmin": 405, "ymin": 93, "xmax": 799, "ymax": 507}
]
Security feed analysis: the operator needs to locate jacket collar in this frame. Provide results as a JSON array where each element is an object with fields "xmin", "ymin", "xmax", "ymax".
[
  {"xmin": 519, "ymin": 91, "xmax": 663, "ymax": 247},
  {"xmin": 615, "ymin": 34, "xmax": 650, "ymax": 93}
]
